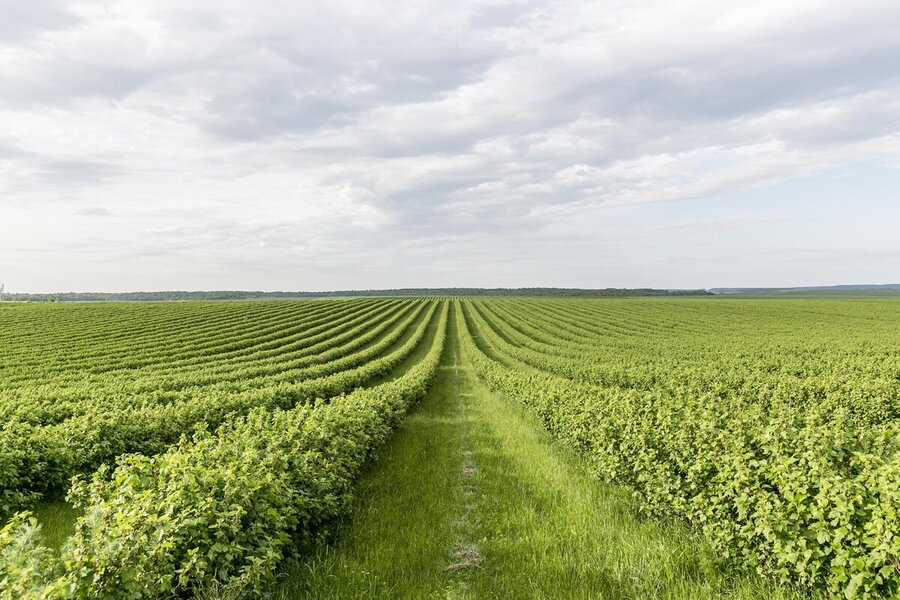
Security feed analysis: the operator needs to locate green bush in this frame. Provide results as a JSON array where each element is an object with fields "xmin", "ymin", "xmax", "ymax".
[
  {"xmin": 459, "ymin": 300, "xmax": 900, "ymax": 598},
  {"xmin": 0, "ymin": 303, "xmax": 446, "ymax": 598}
]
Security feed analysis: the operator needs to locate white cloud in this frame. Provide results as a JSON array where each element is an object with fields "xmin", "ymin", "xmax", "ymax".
[{"xmin": 0, "ymin": 0, "xmax": 899, "ymax": 290}]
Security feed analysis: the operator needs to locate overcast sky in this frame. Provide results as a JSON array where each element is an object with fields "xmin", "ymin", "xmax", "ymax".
[{"xmin": 1, "ymin": 0, "xmax": 899, "ymax": 292}]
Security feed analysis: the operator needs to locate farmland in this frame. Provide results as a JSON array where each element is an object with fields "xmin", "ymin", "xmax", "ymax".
[{"xmin": 1, "ymin": 298, "xmax": 899, "ymax": 598}]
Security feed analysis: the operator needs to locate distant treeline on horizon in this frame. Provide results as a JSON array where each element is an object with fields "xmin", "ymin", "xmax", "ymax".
[{"xmin": 2, "ymin": 288, "xmax": 712, "ymax": 302}]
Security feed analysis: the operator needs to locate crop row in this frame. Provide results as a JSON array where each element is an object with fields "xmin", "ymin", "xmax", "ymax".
[
  {"xmin": 0, "ymin": 300, "xmax": 420, "ymax": 425},
  {"xmin": 459, "ymin": 299, "xmax": 900, "ymax": 598},
  {"xmin": 0, "ymin": 300, "xmax": 438, "ymax": 514},
  {"xmin": 469, "ymin": 299, "xmax": 900, "ymax": 425},
  {"xmin": 0, "ymin": 301, "xmax": 449, "ymax": 599},
  {"xmin": 0, "ymin": 299, "xmax": 393, "ymax": 382}
]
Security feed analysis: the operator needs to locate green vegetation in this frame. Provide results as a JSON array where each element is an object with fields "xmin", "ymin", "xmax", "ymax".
[
  {"xmin": 0, "ymin": 300, "xmax": 448, "ymax": 598},
  {"xmin": 718, "ymin": 290, "xmax": 900, "ymax": 299},
  {"xmin": 278, "ymin": 305, "xmax": 811, "ymax": 599},
  {"xmin": 458, "ymin": 298, "xmax": 900, "ymax": 599},
  {"xmin": 0, "ymin": 299, "xmax": 434, "ymax": 512},
  {"xmin": 0, "ymin": 297, "xmax": 897, "ymax": 598},
  {"xmin": 4, "ymin": 287, "xmax": 710, "ymax": 302},
  {"xmin": 711, "ymin": 284, "xmax": 900, "ymax": 297}
]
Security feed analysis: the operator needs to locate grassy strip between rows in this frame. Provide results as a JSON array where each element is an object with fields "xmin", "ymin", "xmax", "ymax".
[
  {"xmin": 275, "ymin": 301, "xmax": 811, "ymax": 600},
  {"xmin": 272, "ymin": 298, "xmax": 469, "ymax": 599},
  {"xmin": 0, "ymin": 302, "xmax": 449, "ymax": 599}
]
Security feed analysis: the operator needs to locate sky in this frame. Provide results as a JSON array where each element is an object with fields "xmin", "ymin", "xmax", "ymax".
[{"xmin": 1, "ymin": 0, "xmax": 899, "ymax": 293}]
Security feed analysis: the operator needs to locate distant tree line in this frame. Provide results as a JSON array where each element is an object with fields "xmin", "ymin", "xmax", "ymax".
[{"xmin": 3, "ymin": 288, "xmax": 712, "ymax": 302}]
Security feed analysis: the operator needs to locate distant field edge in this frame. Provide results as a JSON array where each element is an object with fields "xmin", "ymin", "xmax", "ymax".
[{"xmin": 1, "ymin": 288, "xmax": 713, "ymax": 302}]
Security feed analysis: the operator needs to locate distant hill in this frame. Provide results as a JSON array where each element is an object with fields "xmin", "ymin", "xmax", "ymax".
[
  {"xmin": 710, "ymin": 284, "xmax": 900, "ymax": 296},
  {"xmin": 2, "ymin": 288, "xmax": 712, "ymax": 302}
]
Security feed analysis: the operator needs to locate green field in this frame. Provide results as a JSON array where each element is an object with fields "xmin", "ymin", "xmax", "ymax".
[{"xmin": 1, "ymin": 298, "xmax": 898, "ymax": 599}]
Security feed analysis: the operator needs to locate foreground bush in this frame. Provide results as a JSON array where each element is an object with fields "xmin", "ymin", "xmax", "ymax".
[
  {"xmin": 459, "ymin": 302, "xmax": 900, "ymax": 599},
  {"xmin": 0, "ymin": 304, "xmax": 447, "ymax": 599}
]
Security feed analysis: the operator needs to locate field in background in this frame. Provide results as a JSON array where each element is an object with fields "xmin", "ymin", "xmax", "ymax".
[
  {"xmin": 1, "ymin": 297, "xmax": 898, "ymax": 598},
  {"xmin": 716, "ymin": 290, "xmax": 900, "ymax": 298}
]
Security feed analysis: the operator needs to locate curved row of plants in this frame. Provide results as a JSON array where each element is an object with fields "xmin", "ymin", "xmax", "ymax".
[
  {"xmin": 471, "ymin": 299, "xmax": 900, "ymax": 426},
  {"xmin": 0, "ymin": 300, "xmax": 438, "ymax": 515},
  {"xmin": 0, "ymin": 302, "xmax": 449, "ymax": 599},
  {"xmin": 0, "ymin": 299, "xmax": 392, "ymax": 384},
  {"xmin": 0, "ymin": 301, "xmax": 254, "ymax": 352},
  {"xmin": 0, "ymin": 299, "xmax": 418, "ymax": 425},
  {"xmin": 460, "ymin": 299, "xmax": 900, "ymax": 599},
  {"xmin": 0, "ymin": 301, "xmax": 312, "ymax": 372}
]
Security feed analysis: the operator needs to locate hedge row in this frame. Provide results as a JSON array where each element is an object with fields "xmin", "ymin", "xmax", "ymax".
[
  {"xmin": 0, "ymin": 302, "xmax": 448, "ymax": 599},
  {"xmin": 460, "ymin": 301, "xmax": 900, "ymax": 599},
  {"xmin": 0, "ymin": 301, "xmax": 436, "ymax": 514},
  {"xmin": 0, "ymin": 299, "xmax": 402, "ymax": 424}
]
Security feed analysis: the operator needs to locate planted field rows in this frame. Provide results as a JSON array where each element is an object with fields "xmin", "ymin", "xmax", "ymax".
[
  {"xmin": 457, "ymin": 298, "xmax": 900, "ymax": 599},
  {"xmin": 1, "ymin": 298, "xmax": 898, "ymax": 598}
]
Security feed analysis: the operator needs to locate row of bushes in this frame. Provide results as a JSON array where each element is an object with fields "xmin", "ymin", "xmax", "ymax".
[
  {"xmin": 2, "ymin": 298, "xmax": 374, "ymax": 379},
  {"xmin": 0, "ymin": 302, "xmax": 448, "ymax": 599},
  {"xmin": 0, "ymin": 301, "xmax": 436, "ymax": 515},
  {"xmin": 0, "ymin": 299, "xmax": 403, "ymax": 423},
  {"xmin": 469, "ymin": 300, "xmax": 900, "ymax": 426},
  {"xmin": 460, "ymin": 302, "xmax": 900, "ymax": 599}
]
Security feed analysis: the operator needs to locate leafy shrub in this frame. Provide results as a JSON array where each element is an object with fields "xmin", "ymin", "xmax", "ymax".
[{"xmin": 0, "ymin": 302, "xmax": 446, "ymax": 598}]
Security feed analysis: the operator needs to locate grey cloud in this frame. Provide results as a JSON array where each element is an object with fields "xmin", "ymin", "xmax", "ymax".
[
  {"xmin": 199, "ymin": 19, "xmax": 507, "ymax": 141},
  {"xmin": 0, "ymin": 139, "xmax": 34, "ymax": 160},
  {"xmin": 468, "ymin": 1, "xmax": 536, "ymax": 30},
  {"xmin": 0, "ymin": 0, "xmax": 80, "ymax": 43},
  {"xmin": 38, "ymin": 160, "xmax": 121, "ymax": 185},
  {"xmin": 0, "ymin": 59, "xmax": 167, "ymax": 108},
  {"xmin": 741, "ymin": 92, "xmax": 900, "ymax": 148}
]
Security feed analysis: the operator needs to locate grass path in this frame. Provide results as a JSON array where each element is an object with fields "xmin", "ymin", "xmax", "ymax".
[
  {"xmin": 274, "ymin": 310, "xmax": 469, "ymax": 599},
  {"xmin": 275, "ymin": 307, "xmax": 810, "ymax": 599}
]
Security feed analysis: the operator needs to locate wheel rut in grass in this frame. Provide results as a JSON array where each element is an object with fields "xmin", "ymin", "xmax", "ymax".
[{"xmin": 442, "ymin": 351, "xmax": 482, "ymax": 597}]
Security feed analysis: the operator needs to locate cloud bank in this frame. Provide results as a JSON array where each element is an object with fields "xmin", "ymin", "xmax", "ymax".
[{"xmin": 1, "ymin": 0, "xmax": 899, "ymax": 291}]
